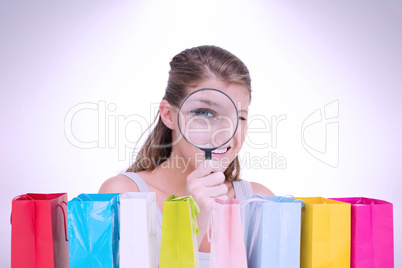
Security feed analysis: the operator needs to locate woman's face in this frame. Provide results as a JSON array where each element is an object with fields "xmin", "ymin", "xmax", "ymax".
[{"xmin": 170, "ymin": 78, "xmax": 250, "ymax": 172}]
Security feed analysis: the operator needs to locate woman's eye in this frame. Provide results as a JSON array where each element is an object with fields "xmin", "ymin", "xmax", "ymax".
[
  {"xmin": 239, "ymin": 116, "xmax": 247, "ymax": 121},
  {"xmin": 191, "ymin": 109, "xmax": 214, "ymax": 117}
]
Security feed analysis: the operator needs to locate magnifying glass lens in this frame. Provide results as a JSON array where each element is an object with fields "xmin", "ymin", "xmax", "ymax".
[{"xmin": 178, "ymin": 88, "xmax": 239, "ymax": 159}]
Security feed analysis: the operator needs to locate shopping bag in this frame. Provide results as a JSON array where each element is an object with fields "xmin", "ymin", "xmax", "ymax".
[
  {"xmin": 330, "ymin": 197, "xmax": 394, "ymax": 268},
  {"xmin": 297, "ymin": 197, "xmax": 351, "ymax": 268},
  {"xmin": 120, "ymin": 192, "xmax": 158, "ymax": 268},
  {"xmin": 159, "ymin": 195, "xmax": 200, "ymax": 268},
  {"xmin": 242, "ymin": 195, "xmax": 303, "ymax": 268},
  {"xmin": 11, "ymin": 193, "xmax": 69, "ymax": 268},
  {"xmin": 209, "ymin": 198, "xmax": 247, "ymax": 268},
  {"xmin": 68, "ymin": 193, "xmax": 120, "ymax": 268}
]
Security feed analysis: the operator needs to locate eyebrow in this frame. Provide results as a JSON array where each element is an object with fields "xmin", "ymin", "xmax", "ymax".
[
  {"xmin": 185, "ymin": 99, "xmax": 248, "ymax": 114},
  {"xmin": 197, "ymin": 99, "xmax": 219, "ymax": 106},
  {"xmin": 185, "ymin": 99, "xmax": 221, "ymax": 108}
]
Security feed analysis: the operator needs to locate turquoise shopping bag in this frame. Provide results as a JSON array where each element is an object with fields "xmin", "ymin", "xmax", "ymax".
[
  {"xmin": 243, "ymin": 195, "xmax": 303, "ymax": 268},
  {"xmin": 67, "ymin": 193, "xmax": 120, "ymax": 268}
]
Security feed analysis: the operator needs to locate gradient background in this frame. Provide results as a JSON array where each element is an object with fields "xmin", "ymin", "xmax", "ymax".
[{"xmin": 1, "ymin": 0, "xmax": 401, "ymax": 266}]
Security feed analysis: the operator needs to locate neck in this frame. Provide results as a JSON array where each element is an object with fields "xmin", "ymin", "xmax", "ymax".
[{"xmin": 150, "ymin": 152, "xmax": 194, "ymax": 194}]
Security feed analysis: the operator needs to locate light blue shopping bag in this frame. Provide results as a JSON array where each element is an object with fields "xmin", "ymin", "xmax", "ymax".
[
  {"xmin": 243, "ymin": 195, "xmax": 303, "ymax": 268},
  {"xmin": 68, "ymin": 193, "xmax": 120, "ymax": 268}
]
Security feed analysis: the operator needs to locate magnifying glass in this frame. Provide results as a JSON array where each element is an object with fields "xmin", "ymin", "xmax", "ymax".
[{"xmin": 177, "ymin": 88, "xmax": 239, "ymax": 160}]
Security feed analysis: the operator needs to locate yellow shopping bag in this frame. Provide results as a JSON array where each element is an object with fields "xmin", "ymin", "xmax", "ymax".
[
  {"xmin": 159, "ymin": 195, "xmax": 200, "ymax": 268},
  {"xmin": 297, "ymin": 197, "xmax": 351, "ymax": 268}
]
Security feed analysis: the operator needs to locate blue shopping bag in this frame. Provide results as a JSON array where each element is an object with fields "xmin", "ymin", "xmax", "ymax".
[
  {"xmin": 68, "ymin": 193, "xmax": 120, "ymax": 268},
  {"xmin": 242, "ymin": 195, "xmax": 303, "ymax": 268}
]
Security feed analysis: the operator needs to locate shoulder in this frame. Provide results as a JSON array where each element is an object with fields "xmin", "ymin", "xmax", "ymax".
[
  {"xmin": 249, "ymin": 181, "xmax": 275, "ymax": 196},
  {"xmin": 98, "ymin": 174, "xmax": 139, "ymax": 194}
]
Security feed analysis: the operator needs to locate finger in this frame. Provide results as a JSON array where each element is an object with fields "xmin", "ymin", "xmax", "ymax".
[
  {"xmin": 187, "ymin": 172, "xmax": 225, "ymax": 195},
  {"xmin": 190, "ymin": 159, "xmax": 224, "ymax": 178},
  {"xmin": 200, "ymin": 172, "xmax": 225, "ymax": 187},
  {"xmin": 205, "ymin": 183, "xmax": 228, "ymax": 198}
]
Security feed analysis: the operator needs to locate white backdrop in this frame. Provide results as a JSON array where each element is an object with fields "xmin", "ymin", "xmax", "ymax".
[{"xmin": 1, "ymin": 0, "xmax": 401, "ymax": 266}]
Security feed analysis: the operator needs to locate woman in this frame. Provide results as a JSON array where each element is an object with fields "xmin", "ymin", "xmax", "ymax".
[{"xmin": 99, "ymin": 45, "xmax": 274, "ymax": 266}]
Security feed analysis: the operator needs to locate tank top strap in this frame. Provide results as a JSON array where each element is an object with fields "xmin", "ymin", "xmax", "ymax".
[
  {"xmin": 120, "ymin": 172, "xmax": 151, "ymax": 192},
  {"xmin": 232, "ymin": 179, "xmax": 253, "ymax": 201}
]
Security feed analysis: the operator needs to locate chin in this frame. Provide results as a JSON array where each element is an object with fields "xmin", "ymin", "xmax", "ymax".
[{"xmin": 211, "ymin": 155, "xmax": 234, "ymax": 169}]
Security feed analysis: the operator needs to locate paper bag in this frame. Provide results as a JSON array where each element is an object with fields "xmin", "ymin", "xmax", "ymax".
[
  {"xmin": 159, "ymin": 195, "xmax": 200, "ymax": 268},
  {"xmin": 68, "ymin": 193, "xmax": 120, "ymax": 268},
  {"xmin": 330, "ymin": 197, "xmax": 394, "ymax": 268},
  {"xmin": 209, "ymin": 198, "xmax": 247, "ymax": 268},
  {"xmin": 11, "ymin": 193, "xmax": 69, "ymax": 268},
  {"xmin": 120, "ymin": 192, "xmax": 158, "ymax": 268},
  {"xmin": 297, "ymin": 197, "xmax": 351, "ymax": 268},
  {"xmin": 243, "ymin": 195, "xmax": 303, "ymax": 268}
]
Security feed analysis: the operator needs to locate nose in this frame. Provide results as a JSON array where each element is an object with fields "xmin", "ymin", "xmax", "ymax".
[
  {"xmin": 210, "ymin": 115, "xmax": 238, "ymax": 147},
  {"xmin": 210, "ymin": 128, "xmax": 233, "ymax": 147}
]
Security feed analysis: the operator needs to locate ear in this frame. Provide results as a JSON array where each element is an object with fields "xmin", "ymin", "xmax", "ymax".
[{"xmin": 159, "ymin": 99, "xmax": 176, "ymax": 130}]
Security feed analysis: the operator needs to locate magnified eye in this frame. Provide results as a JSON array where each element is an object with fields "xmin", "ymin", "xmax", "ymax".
[{"xmin": 190, "ymin": 108, "xmax": 216, "ymax": 118}]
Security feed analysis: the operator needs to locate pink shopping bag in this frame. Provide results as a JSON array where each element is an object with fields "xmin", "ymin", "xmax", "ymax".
[
  {"xmin": 208, "ymin": 198, "xmax": 247, "ymax": 268},
  {"xmin": 330, "ymin": 197, "xmax": 394, "ymax": 268}
]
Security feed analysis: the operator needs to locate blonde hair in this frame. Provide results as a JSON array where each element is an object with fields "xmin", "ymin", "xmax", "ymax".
[{"xmin": 127, "ymin": 45, "xmax": 251, "ymax": 181}]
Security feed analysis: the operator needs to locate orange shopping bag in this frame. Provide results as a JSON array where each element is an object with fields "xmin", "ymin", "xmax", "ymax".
[{"xmin": 297, "ymin": 197, "xmax": 351, "ymax": 268}]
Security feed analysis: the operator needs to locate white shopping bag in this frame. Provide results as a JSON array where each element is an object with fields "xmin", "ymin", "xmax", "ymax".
[{"xmin": 120, "ymin": 192, "xmax": 158, "ymax": 268}]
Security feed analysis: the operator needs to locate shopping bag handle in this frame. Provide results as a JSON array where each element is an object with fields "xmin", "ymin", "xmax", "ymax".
[
  {"xmin": 207, "ymin": 202, "xmax": 216, "ymax": 243},
  {"xmin": 278, "ymin": 195, "xmax": 305, "ymax": 207},
  {"xmin": 57, "ymin": 201, "xmax": 68, "ymax": 242},
  {"xmin": 207, "ymin": 197, "xmax": 264, "ymax": 242},
  {"xmin": 73, "ymin": 193, "xmax": 92, "ymax": 201},
  {"xmin": 240, "ymin": 195, "xmax": 274, "ymax": 208},
  {"xmin": 207, "ymin": 198, "xmax": 241, "ymax": 243},
  {"xmin": 10, "ymin": 194, "xmax": 34, "ymax": 224},
  {"xmin": 12, "ymin": 194, "xmax": 34, "ymax": 201},
  {"xmin": 241, "ymin": 194, "xmax": 305, "ymax": 207}
]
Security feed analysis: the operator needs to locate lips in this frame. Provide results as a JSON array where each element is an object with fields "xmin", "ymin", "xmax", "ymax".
[{"xmin": 212, "ymin": 146, "xmax": 231, "ymax": 155}]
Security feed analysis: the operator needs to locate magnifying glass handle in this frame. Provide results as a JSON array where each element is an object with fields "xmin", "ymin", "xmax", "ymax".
[{"xmin": 205, "ymin": 150, "xmax": 212, "ymax": 160}]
